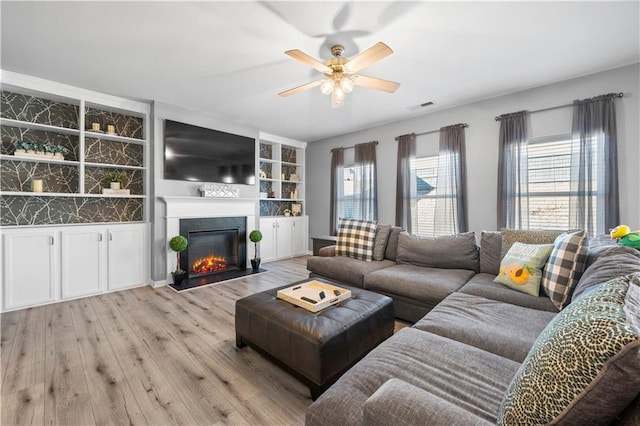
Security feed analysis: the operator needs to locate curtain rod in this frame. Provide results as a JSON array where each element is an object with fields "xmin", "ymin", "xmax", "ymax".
[
  {"xmin": 494, "ymin": 92, "xmax": 624, "ymax": 121},
  {"xmin": 394, "ymin": 123, "xmax": 468, "ymax": 141},
  {"xmin": 331, "ymin": 141, "xmax": 378, "ymax": 152}
]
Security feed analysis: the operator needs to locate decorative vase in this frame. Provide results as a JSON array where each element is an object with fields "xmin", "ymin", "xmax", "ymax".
[
  {"xmin": 110, "ymin": 182, "xmax": 121, "ymax": 190},
  {"xmin": 172, "ymin": 271, "xmax": 186, "ymax": 286},
  {"xmin": 251, "ymin": 259, "xmax": 261, "ymax": 272}
]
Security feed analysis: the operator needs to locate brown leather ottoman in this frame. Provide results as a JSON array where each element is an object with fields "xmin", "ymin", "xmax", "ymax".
[{"xmin": 235, "ymin": 279, "xmax": 394, "ymax": 399}]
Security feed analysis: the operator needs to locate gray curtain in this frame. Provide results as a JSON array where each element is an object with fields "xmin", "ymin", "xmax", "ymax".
[
  {"xmin": 329, "ymin": 148, "xmax": 344, "ymax": 235},
  {"xmin": 435, "ymin": 125, "xmax": 468, "ymax": 234},
  {"xmin": 395, "ymin": 133, "xmax": 416, "ymax": 231},
  {"xmin": 497, "ymin": 111, "xmax": 529, "ymax": 229},
  {"xmin": 354, "ymin": 141, "xmax": 378, "ymax": 221},
  {"xmin": 570, "ymin": 94, "xmax": 619, "ymax": 236}
]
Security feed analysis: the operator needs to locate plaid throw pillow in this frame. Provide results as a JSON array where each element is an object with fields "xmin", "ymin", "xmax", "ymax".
[
  {"xmin": 541, "ymin": 230, "xmax": 588, "ymax": 310},
  {"xmin": 336, "ymin": 218, "xmax": 377, "ymax": 261}
]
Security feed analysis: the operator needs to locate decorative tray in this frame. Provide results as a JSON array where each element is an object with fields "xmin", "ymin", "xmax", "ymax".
[{"xmin": 277, "ymin": 280, "xmax": 351, "ymax": 312}]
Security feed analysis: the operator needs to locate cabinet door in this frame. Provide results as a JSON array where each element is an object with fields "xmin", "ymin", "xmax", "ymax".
[
  {"xmin": 259, "ymin": 218, "xmax": 278, "ymax": 262},
  {"xmin": 107, "ymin": 225, "xmax": 145, "ymax": 290},
  {"xmin": 276, "ymin": 219, "xmax": 293, "ymax": 259},
  {"xmin": 3, "ymin": 231, "xmax": 58, "ymax": 310},
  {"xmin": 291, "ymin": 216, "xmax": 308, "ymax": 256},
  {"xmin": 61, "ymin": 227, "xmax": 105, "ymax": 299}
]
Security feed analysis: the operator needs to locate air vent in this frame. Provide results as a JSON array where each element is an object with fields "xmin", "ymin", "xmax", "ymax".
[{"xmin": 420, "ymin": 101, "xmax": 434, "ymax": 107}]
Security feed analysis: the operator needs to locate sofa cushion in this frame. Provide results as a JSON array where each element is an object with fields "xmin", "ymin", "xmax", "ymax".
[
  {"xmin": 372, "ymin": 224, "xmax": 391, "ymax": 261},
  {"xmin": 414, "ymin": 292, "xmax": 557, "ymax": 363},
  {"xmin": 364, "ymin": 264, "xmax": 475, "ymax": 312},
  {"xmin": 306, "ymin": 328, "xmax": 521, "ymax": 426},
  {"xmin": 500, "ymin": 228, "xmax": 564, "ymax": 258},
  {"xmin": 494, "ymin": 242, "xmax": 554, "ymax": 296},
  {"xmin": 459, "ymin": 273, "xmax": 559, "ymax": 312},
  {"xmin": 480, "ymin": 230, "xmax": 502, "ymax": 275},
  {"xmin": 384, "ymin": 226, "xmax": 404, "ymax": 262},
  {"xmin": 364, "ymin": 379, "xmax": 493, "ymax": 426},
  {"xmin": 498, "ymin": 273, "xmax": 640, "ymax": 426},
  {"xmin": 336, "ymin": 218, "xmax": 377, "ymax": 261},
  {"xmin": 572, "ymin": 246, "xmax": 640, "ymax": 302},
  {"xmin": 396, "ymin": 231, "xmax": 479, "ymax": 272},
  {"xmin": 541, "ymin": 230, "xmax": 588, "ymax": 310},
  {"xmin": 306, "ymin": 256, "xmax": 396, "ymax": 287}
]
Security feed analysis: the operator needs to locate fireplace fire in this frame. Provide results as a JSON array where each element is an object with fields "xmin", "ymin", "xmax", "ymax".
[{"xmin": 192, "ymin": 255, "xmax": 228, "ymax": 274}]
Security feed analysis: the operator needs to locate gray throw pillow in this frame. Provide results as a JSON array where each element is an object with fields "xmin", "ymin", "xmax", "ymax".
[
  {"xmin": 572, "ymin": 246, "xmax": 640, "ymax": 302},
  {"xmin": 479, "ymin": 231, "xmax": 502, "ymax": 275},
  {"xmin": 372, "ymin": 224, "xmax": 392, "ymax": 261},
  {"xmin": 396, "ymin": 231, "xmax": 479, "ymax": 272},
  {"xmin": 384, "ymin": 226, "xmax": 404, "ymax": 262},
  {"xmin": 498, "ymin": 273, "xmax": 640, "ymax": 426}
]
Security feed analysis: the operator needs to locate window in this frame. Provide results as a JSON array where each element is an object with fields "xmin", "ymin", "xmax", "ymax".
[
  {"xmin": 342, "ymin": 165, "xmax": 355, "ymax": 219},
  {"xmin": 527, "ymin": 134, "xmax": 597, "ymax": 231},
  {"xmin": 412, "ymin": 155, "xmax": 456, "ymax": 237}
]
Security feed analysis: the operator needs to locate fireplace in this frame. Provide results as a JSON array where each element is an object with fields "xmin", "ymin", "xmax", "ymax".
[{"xmin": 178, "ymin": 216, "xmax": 247, "ymax": 286}]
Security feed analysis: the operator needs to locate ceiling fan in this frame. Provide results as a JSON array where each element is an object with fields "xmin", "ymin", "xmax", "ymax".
[{"xmin": 279, "ymin": 41, "xmax": 400, "ymax": 108}]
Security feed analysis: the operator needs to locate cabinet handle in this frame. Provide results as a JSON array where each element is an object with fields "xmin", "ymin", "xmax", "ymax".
[
  {"xmin": 50, "ymin": 236, "xmax": 54, "ymax": 245},
  {"xmin": 99, "ymin": 233, "xmax": 103, "ymax": 242},
  {"xmin": 109, "ymin": 232, "xmax": 113, "ymax": 241}
]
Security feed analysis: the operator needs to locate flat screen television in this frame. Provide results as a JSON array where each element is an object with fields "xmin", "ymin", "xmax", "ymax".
[{"xmin": 164, "ymin": 119, "xmax": 256, "ymax": 185}]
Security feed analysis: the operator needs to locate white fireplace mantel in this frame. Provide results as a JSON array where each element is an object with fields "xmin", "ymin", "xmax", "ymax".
[{"xmin": 160, "ymin": 196, "xmax": 257, "ymax": 283}]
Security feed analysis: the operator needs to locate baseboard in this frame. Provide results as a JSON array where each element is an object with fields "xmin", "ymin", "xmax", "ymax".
[{"xmin": 151, "ymin": 279, "xmax": 168, "ymax": 288}]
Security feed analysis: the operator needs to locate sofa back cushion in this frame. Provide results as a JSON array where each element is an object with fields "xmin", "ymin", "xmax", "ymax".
[
  {"xmin": 572, "ymin": 246, "xmax": 640, "ymax": 302},
  {"xmin": 335, "ymin": 218, "xmax": 377, "ymax": 261},
  {"xmin": 384, "ymin": 226, "xmax": 404, "ymax": 262},
  {"xmin": 497, "ymin": 273, "xmax": 640, "ymax": 426},
  {"xmin": 479, "ymin": 231, "xmax": 502, "ymax": 275},
  {"xmin": 396, "ymin": 231, "xmax": 479, "ymax": 272},
  {"xmin": 501, "ymin": 228, "xmax": 565, "ymax": 259}
]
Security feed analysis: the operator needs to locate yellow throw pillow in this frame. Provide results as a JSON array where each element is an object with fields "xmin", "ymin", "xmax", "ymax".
[{"xmin": 494, "ymin": 242, "xmax": 554, "ymax": 296}]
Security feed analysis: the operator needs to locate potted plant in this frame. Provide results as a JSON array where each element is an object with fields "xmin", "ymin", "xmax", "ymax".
[
  {"xmin": 105, "ymin": 171, "xmax": 125, "ymax": 189},
  {"xmin": 169, "ymin": 235, "xmax": 188, "ymax": 286},
  {"xmin": 249, "ymin": 230, "xmax": 263, "ymax": 272},
  {"xmin": 12, "ymin": 140, "xmax": 28, "ymax": 156}
]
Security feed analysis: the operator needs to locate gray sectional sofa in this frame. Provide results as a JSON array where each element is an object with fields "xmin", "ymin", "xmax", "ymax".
[{"xmin": 305, "ymin": 228, "xmax": 640, "ymax": 425}]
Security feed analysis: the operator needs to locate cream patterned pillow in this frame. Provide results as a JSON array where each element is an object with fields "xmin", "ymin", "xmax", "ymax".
[
  {"xmin": 498, "ymin": 273, "xmax": 640, "ymax": 425},
  {"xmin": 500, "ymin": 228, "xmax": 565, "ymax": 259}
]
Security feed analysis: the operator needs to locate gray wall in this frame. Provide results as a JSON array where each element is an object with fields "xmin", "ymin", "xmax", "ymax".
[
  {"xmin": 150, "ymin": 102, "xmax": 260, "ymax": 282},
  {"xmin": 306, "ymin": 63, "xmax": 640, "ymax": 244}
]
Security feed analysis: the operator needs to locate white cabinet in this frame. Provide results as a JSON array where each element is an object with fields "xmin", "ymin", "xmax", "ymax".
[
  {"xmin": 3, "ymin": 230, "xmax": 58, "ymax": 311},
  {"xmin": 259, "ymin": 216, "xmax": 308, "ymax": 262},
  {"xmin": 107, "ymin": 225, "xmax": 145, "ymax": 290},
  {"xmin": 61, "ymin": 227, "xmax": 105, "ymax": 299},
  {"xmin": 2, "ymin": 223, "xmax": 148, "ymax": 312},
  {"xmin": 292, "ymin": 216, "xmax": 308, "ymax": 256}
]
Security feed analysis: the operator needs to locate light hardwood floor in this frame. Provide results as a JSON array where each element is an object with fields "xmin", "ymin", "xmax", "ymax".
[
  {"xmin": 1, "ymin": 257, "xmax": 316, "ymax": 425},
  {"xmin": 1, "ymin": 256, "xmax": 408, "ymax": 425}
]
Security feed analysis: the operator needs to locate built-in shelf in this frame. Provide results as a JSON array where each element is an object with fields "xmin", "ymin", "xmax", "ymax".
[
  {"xmin": 0, "ymin": 154, "xmax": 80, "ymax": 166},
  {"xmin": 84, "ymin": 130, "xmax": 146, "ymax": 145},
  {"xmin": 0, "ymin": 191, "xmax": 145, "ymax": 198},
  {"xmin": 84, "ymin": 162, "xmax": 145, "ymax": 170},
  {"xmin": 0, "ymin": 117, "xmax": 80, "ymax": 135}
]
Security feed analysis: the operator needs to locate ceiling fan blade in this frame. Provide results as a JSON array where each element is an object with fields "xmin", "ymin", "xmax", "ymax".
[
  {"xmin": 279, "ymin": 80, "xmax": 323, "ymax": 97},
  {"xmin": 285, "ymin": 50, "xmax": 332, "ymax": 73},
  {"xmin": 352, "ymin": 75, "xmax": 400, "ymax": 93},
  {"xmin": 344, "ymin": 42, "xmax": 393, "ymax": 74}
]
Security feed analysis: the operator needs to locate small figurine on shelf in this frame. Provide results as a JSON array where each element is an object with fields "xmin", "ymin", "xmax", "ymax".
[{"xmin": 283, "ymin": 209, "xmax": 291, "ymax": 217}]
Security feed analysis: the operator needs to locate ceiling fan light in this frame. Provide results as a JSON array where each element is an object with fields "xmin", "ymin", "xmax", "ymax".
[
  {"xmin": 333, "ymin": 87, "xmax": 345, "ymax": 101},
  {"xmin": 320, "ymin": 79, "xmax": 334, "ymax": 95},
  {"xmin": 340, "ymin": 77, "xmax": 354, "ymax": 93},
  {"xmin": 331, "ymin": 90, "xmax": 344, "ymax": 108}
]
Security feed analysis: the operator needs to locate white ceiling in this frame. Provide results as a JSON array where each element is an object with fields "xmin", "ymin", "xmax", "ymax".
[{"xmin": 2, "ymin": 1, "xmax": 639, "ymax": 142}]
